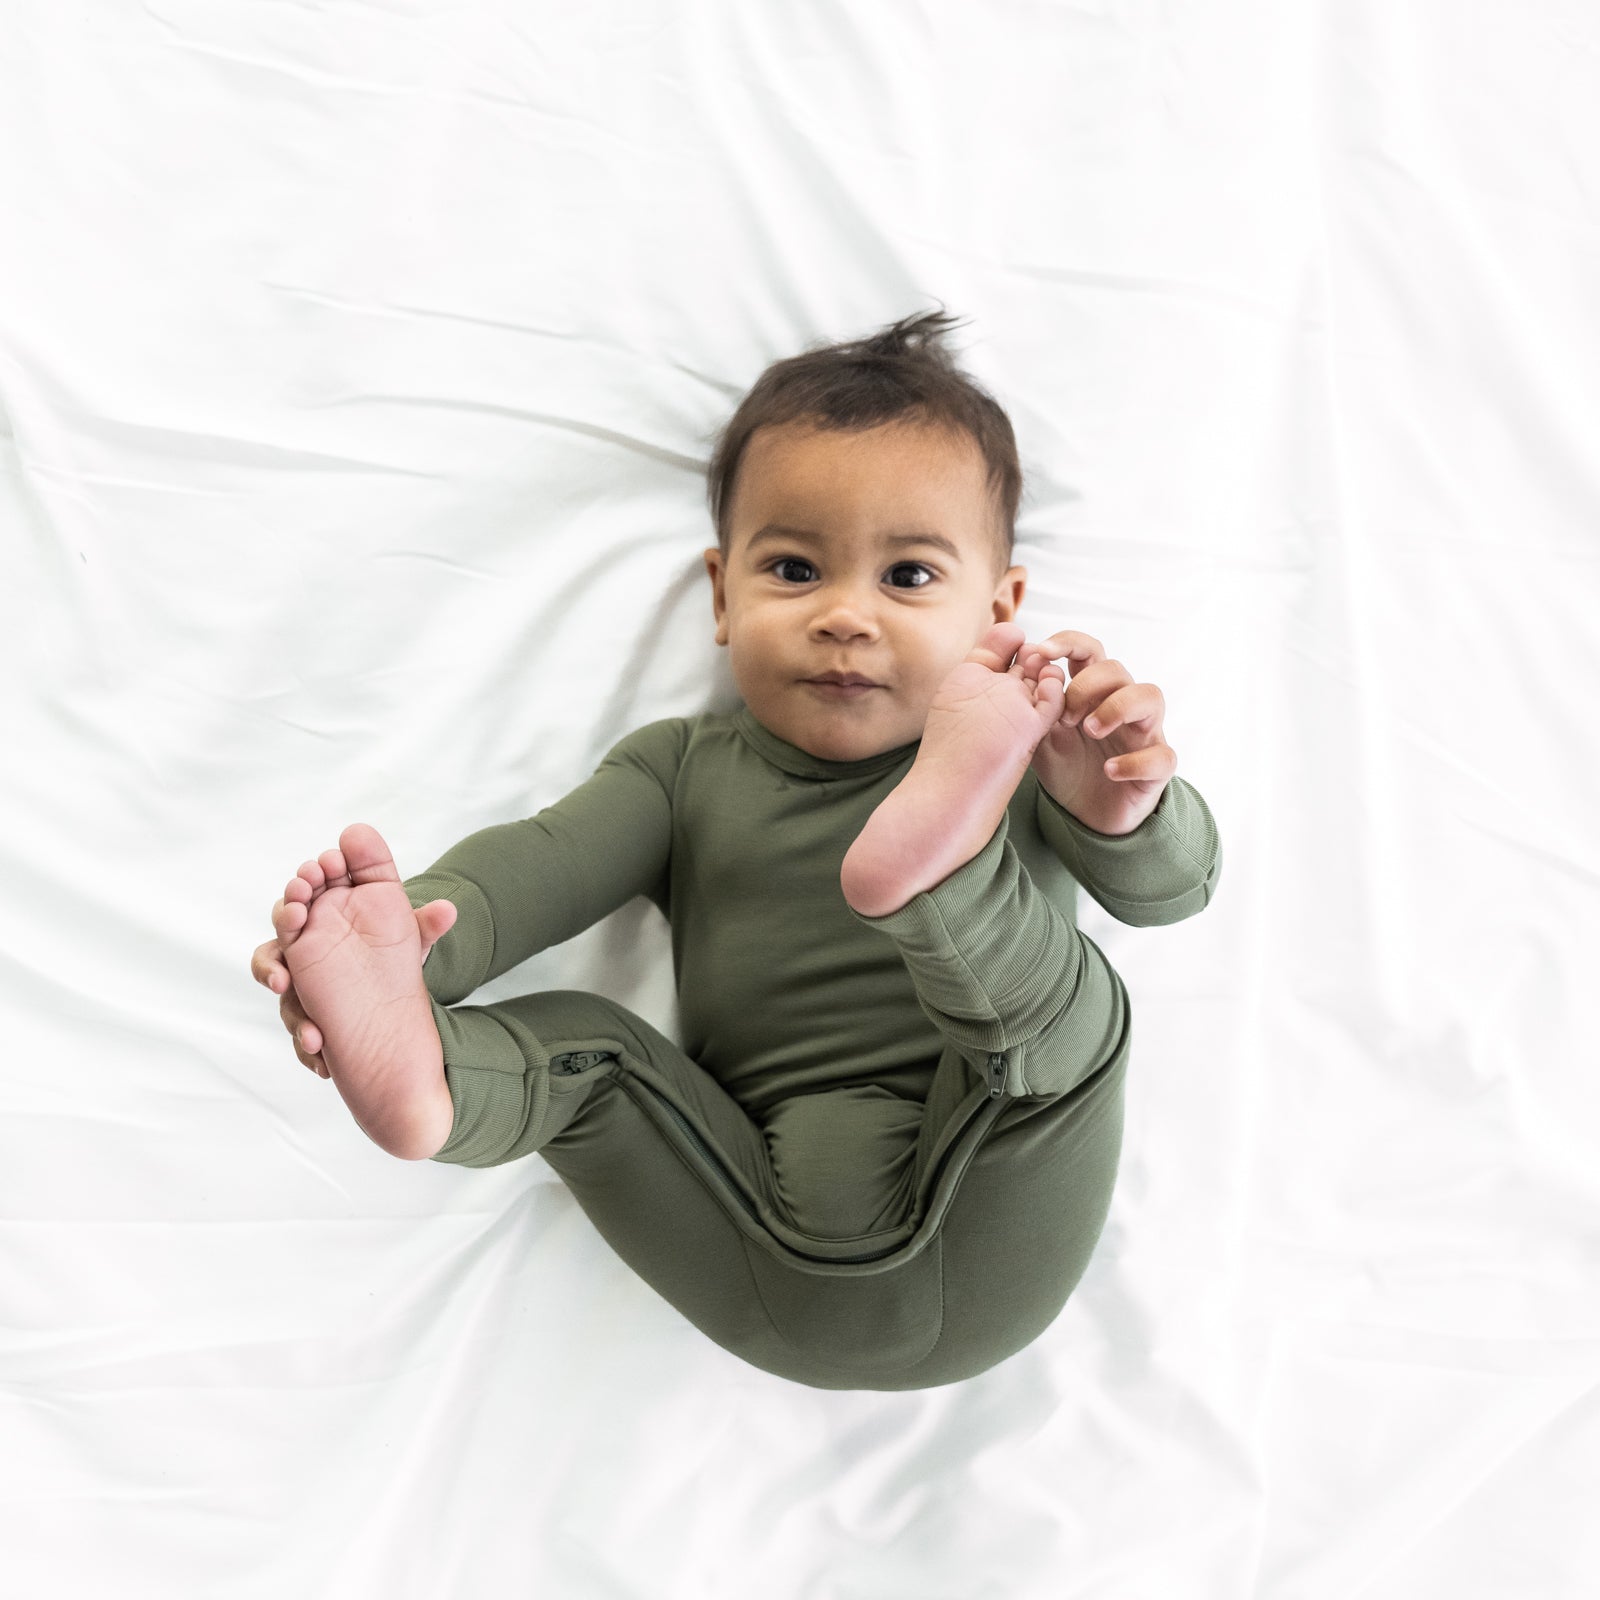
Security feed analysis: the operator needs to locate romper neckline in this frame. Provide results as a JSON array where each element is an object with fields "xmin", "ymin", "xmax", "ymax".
[{"xmin": 733, "ymin": 704, "xmax": 920, "ymax": 783}]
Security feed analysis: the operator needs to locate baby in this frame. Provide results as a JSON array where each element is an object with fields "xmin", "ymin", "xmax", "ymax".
[{"xmin": 250, "ymin": 308, "xmax": 1222, "ymax": 1391}]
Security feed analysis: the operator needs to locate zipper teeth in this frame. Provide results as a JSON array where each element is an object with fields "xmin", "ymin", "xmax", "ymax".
[{"xmin": 651, "ymin": 1086, "xmax": 764, "ymax": 1229}]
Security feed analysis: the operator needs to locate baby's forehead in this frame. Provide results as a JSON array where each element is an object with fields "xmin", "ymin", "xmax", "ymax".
[
  {"xmin": 736, "ymin": 433, "xmax": 996, "ymax": 559},
  {"xmin": 742, "ymin": 423, "xmax": 988, "ymax": 511}
]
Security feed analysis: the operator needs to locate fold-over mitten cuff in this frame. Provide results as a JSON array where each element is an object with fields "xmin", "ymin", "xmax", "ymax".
[
  {"xmin": 404, "ymin": 872, "xmax": 496, "ymax": 1005},
  {"xmin": 1035, "ymin": 776, "xmax": 1222, "ymax": 924}
]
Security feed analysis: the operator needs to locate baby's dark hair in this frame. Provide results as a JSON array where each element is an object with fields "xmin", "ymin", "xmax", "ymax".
[{"xmin": 705, "ymin": 305, "xmax": 1022, "ymax": 579}]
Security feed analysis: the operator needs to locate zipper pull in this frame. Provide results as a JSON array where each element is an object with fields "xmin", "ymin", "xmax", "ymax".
[{"xmin": 987, "ymin": 1051, "xmax": 1007, "ymax": 1099}]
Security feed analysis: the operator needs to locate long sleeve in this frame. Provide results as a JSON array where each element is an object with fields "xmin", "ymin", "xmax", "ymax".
[
  {"xmin": 403, "ymin": 718, "xmax": 684, "ymax": 1005},
  {"xmin": 1031, "ymin": 772, "xmax": 1222, "ymax": 926}
]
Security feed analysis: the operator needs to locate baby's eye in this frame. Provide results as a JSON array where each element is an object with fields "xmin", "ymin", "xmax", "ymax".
[{"xmin": 769, "ymin": 558, "xmax": 934, "ymax": 589}]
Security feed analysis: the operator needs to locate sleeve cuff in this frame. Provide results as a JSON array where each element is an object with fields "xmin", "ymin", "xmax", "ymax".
[
  {"xmin": 403, "ymin": 871, "xmax": 497, "ymax": 1005},
  {"xmin": 1034, "ymin": 776, "xmax": 1223, "ymax": 925}
]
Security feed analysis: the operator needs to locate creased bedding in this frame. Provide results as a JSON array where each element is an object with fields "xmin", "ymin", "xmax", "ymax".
[{"xmin": 2, "ymin": 1, "xmax": 1597, "ymax": 1595}]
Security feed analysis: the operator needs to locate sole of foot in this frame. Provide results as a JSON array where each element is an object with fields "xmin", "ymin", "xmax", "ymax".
[
  {"xmin": 840, "ymin": 621, "xmax": 1063, "ymax": 917},
  {"xmin": 279, "ymin": 823, "xmax": 455, "ymax": 1160}
]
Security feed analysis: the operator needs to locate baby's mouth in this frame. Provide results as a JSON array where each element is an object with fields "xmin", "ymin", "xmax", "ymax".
[
  {"xmin": 804, "ymin": 678, "xmax": 882, "ymax": 699},
  {"xmin": 803, "ymin": 672, "xmax": 883, "ymax": 689}
]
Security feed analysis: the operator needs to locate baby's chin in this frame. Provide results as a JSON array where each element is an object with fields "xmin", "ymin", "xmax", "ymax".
[{"xmin": 791, "ymin": 702, "xmax": 927, "ymax": 762}]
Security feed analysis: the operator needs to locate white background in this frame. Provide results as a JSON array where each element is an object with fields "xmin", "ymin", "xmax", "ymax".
[{"xmin": 2, "ymin": 1, "xmax": 1597, "ymax": 1595}]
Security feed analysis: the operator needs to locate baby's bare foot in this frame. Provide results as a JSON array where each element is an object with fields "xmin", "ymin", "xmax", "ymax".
[
  {"xmin": 264, "ymin": 868, "xmax": 457, "ymax": 1080},
  {"xmin": 277, "ymin": 824, "xmax": 455, "ymax": 1160},
  {"xmin": 840, "ymin": 622, "xmax": 1065, "ymax": 918}
]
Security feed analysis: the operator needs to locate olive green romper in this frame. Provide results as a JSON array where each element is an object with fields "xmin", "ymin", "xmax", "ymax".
[{"xmin": 404, "ymin": 705, "xmax": 1222, "ymax": 1391}]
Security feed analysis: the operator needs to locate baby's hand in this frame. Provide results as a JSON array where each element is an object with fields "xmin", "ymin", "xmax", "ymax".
[
  {"xmin": 250, "ymin": 856, "xmax": 457, "ymax": 1079},
  {"xmin": 251, "ymin": 931, "xmax": 327, "ymax": 1076},
  {"xmin": 1019, "ymin": 630, "xmax": 1178, "ymax": 836}
]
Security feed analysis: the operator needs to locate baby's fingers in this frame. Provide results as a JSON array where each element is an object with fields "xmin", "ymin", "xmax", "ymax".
[
  {"xmin": 1028, "ymin": 631, "xmax": 1107, "ymax": 672},
  {"xmin": 253, "ymin": 937, "xmax": 328, "ymax": 1077},
  {"xmin": 251, "ymin": 937, "xmax": 293, "ymax": 994},
  {"xmin": 293, "ymin": 1034, "xmax": 329, "ymax": 1079},
  {"xmin": 1104, "ymin": 741, "xmax": 1180, "ymax": 784},
  {"xmin": 1018, "ymin": 646, "xmax": 1065, "ymax": 684},
  {"xmin": 278, "ymin": 990, "xmax": 325, "ymax": 1063},
  {"xmin": 283, "ymin": 1004, "xmax": 323, "ymax": 1056}
]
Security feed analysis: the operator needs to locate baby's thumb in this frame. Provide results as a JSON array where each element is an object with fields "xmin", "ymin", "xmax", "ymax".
[{"xmin": 415, "ymin": 898, "xmax": 458, "ymax": 955}]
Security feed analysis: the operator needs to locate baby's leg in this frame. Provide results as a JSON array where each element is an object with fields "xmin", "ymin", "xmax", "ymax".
[
  {"xmin": 428, "ymin": 985, "xmax": 1106, "ymax": 1389},
  {"xmin": 276, "ymin": 824, "xmax": 455, "ymax": 1161},
  {"xmin": 424, "ymin": 988, "xmax": 826, "ymax": 1374},
  {"xmin": 891, "ymin": 1033, "xmax": 1131, "ymax": 1388}
]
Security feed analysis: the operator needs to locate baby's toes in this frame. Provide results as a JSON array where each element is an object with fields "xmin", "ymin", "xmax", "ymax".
[
  {"xmin": 1032, "ymin": 673, "xmax": 1065, "ymax": 723},
  {"xmin": 966, "ymin": 621, "xmax": 1027, "ymax": 675},
  {"xmin": 316, "ymin": 846, "xmax": 351, "ymax": 889},
  {"xmin": 1018, "ymin": 646, "xmax": 1056, "ymax": 685},
  {"xmin": 273, "ymin": 895, "xmax": 309, "ymax": 944}
]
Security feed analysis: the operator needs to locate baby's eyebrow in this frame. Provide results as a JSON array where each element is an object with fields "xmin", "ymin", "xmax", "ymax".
[{"xmin": 749, "ymin": 524, "xmax": 963, "ymax": 562}]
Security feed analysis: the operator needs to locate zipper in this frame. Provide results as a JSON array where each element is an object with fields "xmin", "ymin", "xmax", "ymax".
[
  {"xmin": 987, "ymin": 1051, "xmax": 1008, "ymax": 1099},
  {"xmin": 624, "ymin": 1071, "xmax": 999, "ymax": 1266},
  {"xmin": 638, "ymin": 1077, "xmax": 765, "ymax": 1230}
]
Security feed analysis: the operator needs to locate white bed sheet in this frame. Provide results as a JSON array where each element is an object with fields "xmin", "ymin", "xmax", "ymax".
[{"xmin": 3, "ymin": 1, "xmax": 1598, "ymax": 1595}]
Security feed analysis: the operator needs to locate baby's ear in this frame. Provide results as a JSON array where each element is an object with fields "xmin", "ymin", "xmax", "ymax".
[{"xmin": 702, "ymin": 553, "xmax": 730, "ymax": 642}]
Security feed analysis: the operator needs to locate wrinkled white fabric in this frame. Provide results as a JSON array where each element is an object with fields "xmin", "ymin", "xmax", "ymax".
[{"xmin": 2, "ymin": 1, "xmax": 1597, "ymax": 1595}]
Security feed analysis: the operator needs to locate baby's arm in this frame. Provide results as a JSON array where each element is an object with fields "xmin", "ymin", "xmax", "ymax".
[
  {"xmin": 391, "ymin": 719, "xmax": 682, "ymax": 1006},
  {"xmin": 251, "ymin": 716, "xmax": 684, "ymax": 1072}
]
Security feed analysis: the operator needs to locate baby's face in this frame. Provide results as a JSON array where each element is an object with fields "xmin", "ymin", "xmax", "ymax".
[{"xmin": 704, "ymin": 419, "xmax": 1028, "ymax": 762}]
